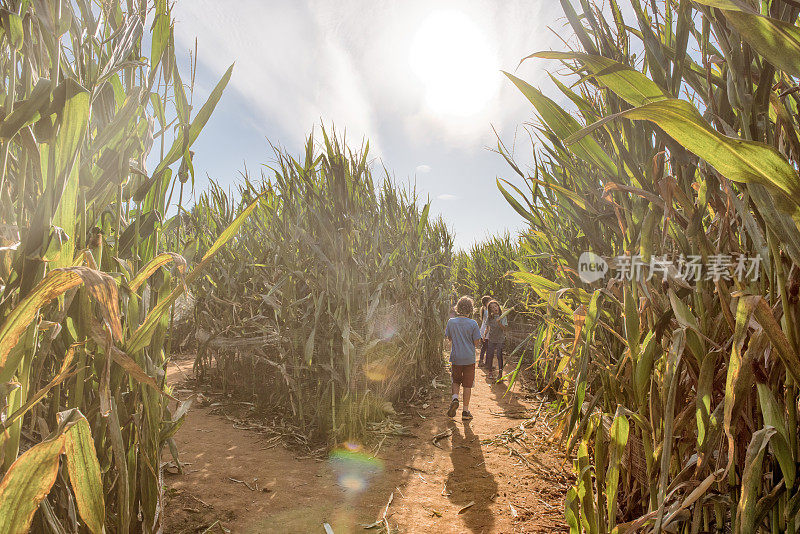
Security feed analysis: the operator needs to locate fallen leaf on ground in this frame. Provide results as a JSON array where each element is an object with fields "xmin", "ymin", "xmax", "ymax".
[{"xmin": 458, "ymin": 501, "xmax": 475, "ymax": 514}]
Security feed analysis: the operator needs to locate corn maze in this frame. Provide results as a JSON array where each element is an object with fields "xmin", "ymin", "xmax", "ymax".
[{"xmin": 1, "ymin": 0, "xmax": 800, "ymax": 532}]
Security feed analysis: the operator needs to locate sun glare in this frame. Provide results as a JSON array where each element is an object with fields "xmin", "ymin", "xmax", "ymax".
[{"xmin": 409, "ymin": 9, "xmax": 499, "ymax": 117}]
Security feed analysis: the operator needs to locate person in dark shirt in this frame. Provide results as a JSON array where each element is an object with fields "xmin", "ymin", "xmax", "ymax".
[{"xmin": 484, "ymin": 300, "xmax": 508, "ymax": 380}]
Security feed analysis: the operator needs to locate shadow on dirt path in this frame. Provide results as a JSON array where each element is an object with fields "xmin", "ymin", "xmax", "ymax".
[
  {"xmin": 163, "ymin": 353, "xmax": 571, "ymax": 533},
  {"xmin": 444, "ymin": 419, "xmax": 497, "ymax": 533}
]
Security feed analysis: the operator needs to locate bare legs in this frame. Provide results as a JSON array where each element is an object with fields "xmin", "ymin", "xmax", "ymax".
[{"xmin": 451, "ymin": 382, "xmax": 471, "ymax": 411}]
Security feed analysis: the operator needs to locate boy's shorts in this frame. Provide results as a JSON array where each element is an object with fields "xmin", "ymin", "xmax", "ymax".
[{"xmin": 451, "ymin": 363, "xmax": 475, "ymax": 388}]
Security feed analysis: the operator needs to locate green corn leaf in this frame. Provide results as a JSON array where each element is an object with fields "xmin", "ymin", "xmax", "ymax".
[
  {"xmin": 63, "ymin": 415, "xmax": 105, "ymax": 534},
  {"xmin": 127, "ymin": 252, "xmax": 187, "ymax": 292},
  {"xmin": 694, "ymin": 0, "xmax": 800, "ymax": 77},
  {"xmin": 150, "ymin": 0, "xmax": 171, "ymax": 70},
  {"xmin": 87, "ymin": 320, "xmax": 169, "ymax": 395},
  {"xmin": 566, "ymin": 291, "xmax": 601, "ymax": 445},
  {"xmin": 0, "ymin": 79, "xmax": 52, "ymax": 139},
  {"xmin": 594, "ymin": 414, "xmax": 609, "ymax": 530},
  {"xmin": 527, "ymin": 51, "xmax": 668, "ymax": 107},
  {"xmin": 106, "ymin": 398, "xmax": 130, "ymax": 531},
  {"xmin": 512, "ymin": 271, "xmax": 562, "ymax": 293},
  {"xmin": 746, "ymin": 184, "xmax": 800, "ymax": 269},
  {"xmin": 41, "ymin": 79, "xmax": 92, "ymax": 270},
  {"xmin": 533, "ymin": 51, "xmax": 800, "ymax": 211},
  {"xmin": 0, "ymin": 10, "xmax": 24, "ymax": 50},
  {"xmin": 150, "ymin": 63, "xmax": 234, "ymax": 179},
  {"xmin": 667, "ymin": 289, "xmax": 703, "ymax": 361},
  {"xmin": 633, "ymin": 331, "xmax": 656, "ymax": 407},
  {"xmin": 558, "ymin": 0, "xmax": 599, "ymax": 56},
  {"xmin": 496, "ymin": 179, "xmax": 537, "ymax": 225},
  {"xmin": 159, "ymin": 399, "xmax": 193, "ymax": 442},
  {"xmin": 606, "ymin": 407, "xmax": 629, "ymax": 531},
  {"xmin": 417, "ymin": 202, "xmax": 430, "ymax": 240},
  {"xmin": 624, "ymin": 285, "xmax": 639, "ymax": 360},
  {"xmin": 526, "ymin": 175, "xmax": 594, "ymax": 212},
  {"xmin": 172, "ymin": 62, "xmax": 190, "ymax": 128},
  {"xmin": 0, "ymin": 435, "xmax": 66, "ymax": 534},
  {"xmin": 752, "ymin": 296, "xmax": 800, "ymax": 384},
  {"xmin": 696, "ymin": 349, "xmax": 716, "ymax": 449},
  {"xmin": 724, "ymin": 296, "xmax": 759, "ymax": 477},
  {"xmin": 570, "ymin": 98, "xmax": 800, "ymax": 210},
  {"xmin": 0, "ymin": 267, "xmax": 122, "ymax": 382},
  {"xmin": 577, "ymin": 441, "xmax": 598, "ymax": 532},
  {"xmin": 735, "ymin": 427, "xmax": 776, "ymax": 534},
  {"xmin": 565, "ymin": 487, "xmax": 580, "ymax": 534},
  {"xmin": 86, "ymin": 86, "xmax": 145, "ymax": 160},
  {"xmin": 755, "ymin": 383, "xmax": 795, "ymax": 489},
  {"xmin": 654, "ymin": 328, "xmax": 685, "ymax": 531},
  {"xmin": 549, "ymin": 72, "xmax": 599, "ymax": 122},
  {"xmin": 504, "ymin": 71, "xmax": 617, "ymax": 175},
  {"xmin": 1, "ymin": 345, "xmax": 77, "ymax": 430}
]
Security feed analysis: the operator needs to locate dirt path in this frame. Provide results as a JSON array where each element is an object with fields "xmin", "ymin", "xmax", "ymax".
[{"xmin": 163, "ymin": 356, "xmax": 571, "ymax": 533}]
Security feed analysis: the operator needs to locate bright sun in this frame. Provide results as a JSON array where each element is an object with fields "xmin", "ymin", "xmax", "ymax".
[{"xmin": 409, "ymin": 9, "xmax": 499, "ymax": 117}]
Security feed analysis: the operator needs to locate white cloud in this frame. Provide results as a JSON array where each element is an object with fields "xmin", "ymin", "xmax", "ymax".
[
  {"xmin": 170, "ymin": 0, "xmax": 572, "ymax": 247},
  {"xmin": 173, "ymin": 0, "xmax": 381, "ymax": 152},
  {"xmin": 173, "ymin": 0, "xmax": 564, "ymax": 155}
]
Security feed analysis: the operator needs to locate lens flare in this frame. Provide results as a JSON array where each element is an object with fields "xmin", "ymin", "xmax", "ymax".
[
  {"xmin": 343, "ymin": 441, "xmax": 361, "ymax": 452},
  {"xmin": 363, "ymin": 360, "xmax": 389, "ymax": 382},
  {"xmin": 328, "ymin": 446, "xmax": 383, "ymax": 497},
  {"xmin": 378, "ymin": 322, "xmax": 398, "ymax": 340}
]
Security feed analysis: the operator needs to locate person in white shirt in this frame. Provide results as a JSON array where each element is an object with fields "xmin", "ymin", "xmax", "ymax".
[{"xmin": 477, "ymin": 295, "xmax": 491, "ymax": 367}]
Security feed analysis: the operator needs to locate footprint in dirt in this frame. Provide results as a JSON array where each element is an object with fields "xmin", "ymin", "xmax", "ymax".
[{"xmin": 444, "ymin": 420, "xmax": 497, "ymax": 534}]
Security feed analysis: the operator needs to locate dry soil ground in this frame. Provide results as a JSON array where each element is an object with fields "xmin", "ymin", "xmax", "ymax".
[{"xmin": 163, "ymin": 355, "xmax": 571, "ymax": 533}]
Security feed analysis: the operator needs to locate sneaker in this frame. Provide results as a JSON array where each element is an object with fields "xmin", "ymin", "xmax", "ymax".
[
  {"xmin": 462, "ymin": 410, "xmax": 473, "ymax": 421},
  {"xmin": 447, "ymin": 398, "xmax": 459, "ymax": 417}
]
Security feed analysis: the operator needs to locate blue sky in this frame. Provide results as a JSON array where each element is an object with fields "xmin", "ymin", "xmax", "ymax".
[{"xmin": 171, "ymin": 1, "xmax": 573, "ymax": 249}]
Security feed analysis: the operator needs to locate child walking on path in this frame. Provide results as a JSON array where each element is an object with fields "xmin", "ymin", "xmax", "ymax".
[
  {"xmin": 485, "ymin": 300, "xmax": 508, "ymax": 380},
  {"xmin": 444, "ymin": 296, "xmax": 482, "ymax": 420},
  {"xmin": 477, "ymin": 296, "xmax": 491, "ymax": 367}
]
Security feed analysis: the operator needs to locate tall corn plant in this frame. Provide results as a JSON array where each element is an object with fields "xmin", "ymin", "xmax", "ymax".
[
  {"xmin": 452, "ymin": 233, "xmax": 530, "ymax": 308},
  {"xmin": 501, "ymin": 0, "xmax": 800, "ymax": 532},
  {"xmin": 0, "ymin": 1, "xmax": 248, "ymax": 531},
  {"xmin": 184, "ymin": 129, "xmax": 453, "ymax": 443}
]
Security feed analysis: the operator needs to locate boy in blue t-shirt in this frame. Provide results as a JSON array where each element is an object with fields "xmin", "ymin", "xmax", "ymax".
[{"xmin": 444, "ymin": 296, "xmax": 482, "ymax": 420}]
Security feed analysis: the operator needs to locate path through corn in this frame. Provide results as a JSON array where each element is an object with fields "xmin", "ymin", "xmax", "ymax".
[{"xmin": 163, "ymin": 356, "xmax": 570, "ymax": 533}]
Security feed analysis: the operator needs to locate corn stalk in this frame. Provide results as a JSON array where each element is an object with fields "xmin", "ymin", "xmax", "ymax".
[
  {"xmin": 501, "ymin": 0, "xmax": 800, "ymax": 532},
  {"xmin": 0, "ymin": 1, "xmax": 245, "ymax": 531}
]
